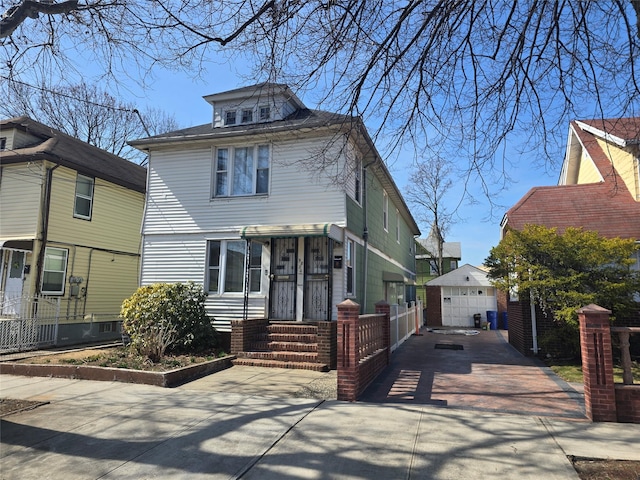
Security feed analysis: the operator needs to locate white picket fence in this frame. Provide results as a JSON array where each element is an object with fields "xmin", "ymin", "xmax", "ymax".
[
  {"xmin": 390, "ymin": 300, "xmax": 423, "ymax": 352},
  {"xmin": 0, "ymin": 293, "xmax": 60, "ymax": 353}
]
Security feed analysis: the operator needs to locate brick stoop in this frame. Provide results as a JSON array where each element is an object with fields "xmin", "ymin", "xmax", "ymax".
[{"xmin": 232, "ymin": 322, "xmax": 330, "ymax": 371}]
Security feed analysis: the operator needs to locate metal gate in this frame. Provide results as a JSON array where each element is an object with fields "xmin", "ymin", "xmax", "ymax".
[
  {"xmin": 269, "ymin": 238, "xmax": 297, "ymax": 320},
  {"xmin": 0, "ymin": 294, "xmax": 60, "ymax": 353},
  {"xmin": 304, "ymin": 237, "xmax": 332, "ymax": 321}
]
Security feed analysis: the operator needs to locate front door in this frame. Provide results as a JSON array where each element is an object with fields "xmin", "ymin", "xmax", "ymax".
[
  {"xmin": 304, "ymin": 237, "xmax": 332, "ymax": 321},
  {"xmin": 269, "ymin": 238, "xmax": 297, "ymax": 320},
  {"xmin": 3, "ymin": 250, "xmax": 25, "ymax": 315}
]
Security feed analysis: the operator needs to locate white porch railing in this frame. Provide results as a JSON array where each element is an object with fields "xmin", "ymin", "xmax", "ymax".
[
  {"xmin": 0, "ymin": 293, "xmax": 61, "ymax": 353},
  {"xmin": 390, "ymin": 300, "xmax": 423, "ymax": 352}
]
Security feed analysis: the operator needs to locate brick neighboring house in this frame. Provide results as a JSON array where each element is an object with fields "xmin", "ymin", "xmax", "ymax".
[{"xmin": 501, "ymin": 117, "xmax": 640, "ymax": 356}]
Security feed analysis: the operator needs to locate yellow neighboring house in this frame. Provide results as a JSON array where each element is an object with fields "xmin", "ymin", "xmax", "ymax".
[{"xmin": 0, "ymin": 117, "xmax": 146, "ymax": 349}]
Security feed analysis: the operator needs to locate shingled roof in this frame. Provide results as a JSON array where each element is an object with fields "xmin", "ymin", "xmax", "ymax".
[
  {"xmin": 503, "ymin": 117, "xmax": 640, "ymax": 240},
  {"xmin": 0, "ymin": 117, "xmax": 146, "ymax": 193}
]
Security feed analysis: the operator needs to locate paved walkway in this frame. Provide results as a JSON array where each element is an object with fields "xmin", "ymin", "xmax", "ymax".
[
  {"xmin": 2, "ymin": 328, "xmax": 639, "ymax": 478},
  {"xmin": 361, "ymin": 328, "xmax": 586, "ymax": 419},
  {"xmin": 1, "ymin": 374, "xmax": 639, "ymax": 479}
]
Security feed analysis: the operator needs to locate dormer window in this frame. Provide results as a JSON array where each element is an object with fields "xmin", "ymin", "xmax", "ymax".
[
  {"xmin": 241, "ymin": 109, "xmax": 253, "ymax": 123},
  {"xmin": 259, "ymin": 106, "xmax": 271, "ymax": 122},
  {"xmin": 225, "ymin": 111, "xmax": 237, "ymax": 126}
]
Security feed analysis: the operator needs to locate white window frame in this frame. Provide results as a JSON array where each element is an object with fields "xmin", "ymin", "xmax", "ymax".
[
  {"xmin": 213, "ymin": 144, "xmax": 270, "ymax": 198},
  {"xmin": 41, "ymin": 247, "xmax": 68, "ymax": 295},
  {"xmin": 259, "ymin": 105, "xmax": 271, "ymax": 122},
  {"xmin": 207, "ymin": 240, "xmax": 263, "ymax": 294},
  {"xmin": 383, "ymin": 190, "xmax": 389, "ymax": 231},
  {"xmin": 225, "ymin": 110, "xmax": 237, "ymax": 126},
  {"xmin": 73, "ymin": 174, "xmax": 94, "ymax": 220},
  {"xmin": 241, "ymin": 109, "xmax": 253, "ymax": 123},
  {"xmin": 346, "ymin": 238, "xmax": 355, "ymax": 296},
  {"xmin": 354, "ymin": 157, "xmax": 362, "ymax": 204},
  {"xmin": 396, "ymin": 208, "xmax": 400, "ymax": 243}
]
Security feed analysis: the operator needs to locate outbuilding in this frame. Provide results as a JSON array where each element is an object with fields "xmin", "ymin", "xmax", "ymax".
[{"xmin": 425, "ymin": 264, "xmax": 498, "ymax": 328}]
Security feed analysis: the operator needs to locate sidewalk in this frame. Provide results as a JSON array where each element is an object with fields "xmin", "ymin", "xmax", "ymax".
[{"xmin": 1, "ymin": 373, "xmax": 639, "ymax": 479}]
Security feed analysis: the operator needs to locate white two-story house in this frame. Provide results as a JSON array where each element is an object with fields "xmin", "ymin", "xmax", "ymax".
[{"xmin": 130, "ymin": 83, "xmax": 420, "ymax": 336}]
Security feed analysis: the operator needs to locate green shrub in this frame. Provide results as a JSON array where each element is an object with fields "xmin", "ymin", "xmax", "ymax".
[{"xmin": 121, "ymin": 282, "xmax": 217, "ymax": 362}]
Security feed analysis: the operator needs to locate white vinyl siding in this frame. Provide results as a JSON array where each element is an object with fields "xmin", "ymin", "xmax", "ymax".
[
  {"xmin": 140, "ymin": 234, "xmax": 267, "ymax": 332},
  {"xmin": 143, "ymin": 140, "xmax": 347, "ymax": 235}
]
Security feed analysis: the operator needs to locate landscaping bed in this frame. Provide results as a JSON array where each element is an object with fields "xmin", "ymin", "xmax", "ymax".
[{"xmin": 0, "ymin": 346, "xmax": 234, "ymax": 388}]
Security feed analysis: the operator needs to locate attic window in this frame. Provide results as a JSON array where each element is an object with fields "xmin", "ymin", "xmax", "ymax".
[
  {"xmin": 259, "ymin": 106, "xmax": 271, "ymax": 121},
  {"xmin": 225, "ymin": 111, "xmax": 237, "ymax": 126},
  {"xmin": 0, "ymin": 137, "xmax": 6, "ymax": 150},
  {"xmin": 241, "ymin": 109, "xmax": 253, "ymax": 123}
]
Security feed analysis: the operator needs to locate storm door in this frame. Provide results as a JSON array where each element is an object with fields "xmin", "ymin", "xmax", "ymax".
[
  {"xmin": 304, "ymin": 237, "xmax": 332, "ymax": 321},
  {"xmin": 269, "ymin": 238, "xmax": 297, "ymax": 320}
]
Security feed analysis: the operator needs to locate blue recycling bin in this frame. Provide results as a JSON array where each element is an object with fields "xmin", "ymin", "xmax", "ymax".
[
  {"xmin": 486, "ymin": 310, "xmax": 498, "ymax": 330},
  {"xmin": 501, "ymin": 311, "xmax": 508, "ymax": 330}
]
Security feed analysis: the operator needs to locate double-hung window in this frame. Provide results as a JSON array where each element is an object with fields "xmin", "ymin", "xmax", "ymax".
[
  {"xmin": 42, "ymin": 247, "xmax": 68, "ymax": 294},
  {"xmin": 382, "ymin": 190, "xmax": 389, "ymax": 231},
  {"xmin": 74, "ymin": 174, "xmax": 94, "ymax": 220},
  {"xmin": 207, "ymin": 240, "xmax": 263, "ymax": 294},
  {"xmin": 346, "ymin": 239, "xmax": 355, "ymax": 296},
  {"xmin": 214, "ymin": 145, "xmax": 270, "ymax": 197}
]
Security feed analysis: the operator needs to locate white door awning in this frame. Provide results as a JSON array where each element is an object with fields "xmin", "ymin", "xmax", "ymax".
[{"xmin": 241, "ymin": 224, "xmax": 343, "ymax": 242}]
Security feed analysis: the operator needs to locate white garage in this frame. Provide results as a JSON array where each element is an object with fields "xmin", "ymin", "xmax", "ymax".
[{"xmin": 426, "ymin": 264, "xmax": 498, "ymax": 327}]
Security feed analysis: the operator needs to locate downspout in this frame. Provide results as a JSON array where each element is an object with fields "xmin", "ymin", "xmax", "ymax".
[{"xmin": 34, "ymin": 164, "xmax": 60, "ymax": 295}]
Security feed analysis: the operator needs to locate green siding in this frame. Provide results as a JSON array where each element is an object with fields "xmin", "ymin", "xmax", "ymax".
[{"xmin": 345, "ymin": 173, "xmax": 417, "ymax": 313}]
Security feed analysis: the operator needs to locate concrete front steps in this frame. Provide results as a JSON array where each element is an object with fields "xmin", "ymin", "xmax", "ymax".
[{"xmin": 232, "ymin": 322, "xmax": 330, "ymax": 371}]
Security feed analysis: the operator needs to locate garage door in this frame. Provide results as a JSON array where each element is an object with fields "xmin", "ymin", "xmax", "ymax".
[{"xmin": 441, "ymin": 286, "xmax": 497, "ymax": 327}]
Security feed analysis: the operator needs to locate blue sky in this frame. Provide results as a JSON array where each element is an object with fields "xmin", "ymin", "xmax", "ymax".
[{"xmin": 124, "ymin": 65, "xmax": 559, "ymax": 268}]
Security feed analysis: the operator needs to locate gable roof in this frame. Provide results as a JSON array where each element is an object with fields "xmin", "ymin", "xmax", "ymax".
[
  {"xmin": 0, "ymin": 117, "xmax": 146, "ymax": 193},
  {"xmin": 425, "ymin": 264, "xmax": 492, "ymax": 287},
  {"xmin": 416, "ymin": 237, "xmax": 462, "ymax": 259},
  {"xmin": 504, "ymin": 117, "xmax": 640, "ymax": 240}
]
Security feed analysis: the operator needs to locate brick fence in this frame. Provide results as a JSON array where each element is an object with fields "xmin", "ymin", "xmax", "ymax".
[
  {"xmin": 337, "ymin": 299, "xmax": 390, "ymax": 402},
  {"xmin": 578, "ymin": 304, "xmax": 640, "ymax": 423}
]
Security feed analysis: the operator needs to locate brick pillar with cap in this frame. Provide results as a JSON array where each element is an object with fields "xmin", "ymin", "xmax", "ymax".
[
  {"xmin": 337, "ymin": 299, "xmax": 361, "ymax": 402},
  {"xmin": 578, "ymin": 304, "xmax": 616, "ymax": 422}
]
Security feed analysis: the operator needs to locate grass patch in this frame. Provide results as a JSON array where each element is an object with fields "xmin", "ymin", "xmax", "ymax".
[{"xmin": 547, "ymin": 359, "xmax": 640, "ymax": 384}]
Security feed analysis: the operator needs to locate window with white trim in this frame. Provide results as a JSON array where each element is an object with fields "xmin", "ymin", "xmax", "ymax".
[
  {"xmin": 214, "ymin": 144, "xmax": 270, "ymax": 197},
  {"xmin": 74, "ymin": 174, "xmax": 94, "ymax": 220},
  {"xmin": 354, "ymin": 158, "xmax": 362, "ymax": 204},
  {"xmin": 259, "ymin": 106, "xmax": 271, "ymax": 121},
  {"xmin": 346, "ymin": 239, "xmax": 355, "ymax": 295},
  {"xmin": 383, "ymin": 190, "xmax": 389, "ymax": 231},
  {"xmin": 42, "ymin": 247, "xmax": 68, "ymax": 294},
  {"xmin": 396, "ymin": 209, "xmax": 400, "ymax": 243},
  {"xmin": 225, "ymin": 110, "xmax": 237, "ymax": 125},
  {"xmin": 207, "ymin": 240, "xmax": 263, "ymax": 294},
  {"xmin": 241, "ymin": 109, "xmax": 253, "ymax": 123}
]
